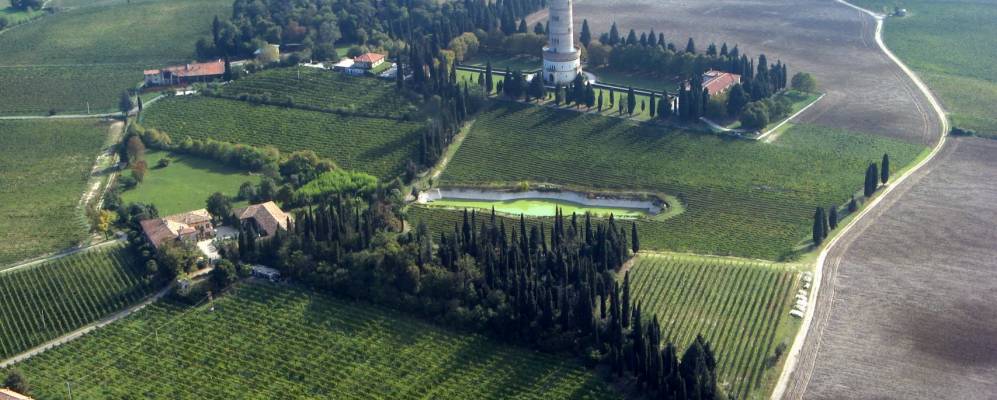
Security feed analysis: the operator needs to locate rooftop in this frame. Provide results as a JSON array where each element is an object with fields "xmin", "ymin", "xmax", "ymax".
[
  {"xmin": 354, "ymin": 52, "xmax": 385, "ymax": 63},
  {"xmin": 234, "ymin": 201, "xmax": 292, "ymax": 237}
]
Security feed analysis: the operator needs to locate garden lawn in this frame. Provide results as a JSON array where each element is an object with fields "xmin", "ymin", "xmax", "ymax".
[
  {"xmin": 120, "ymin": 150, "xmax": 259, "ymax": 216},
  {"xmin": 142, "ymin": 96, "xmax": 424, "ymax": 179},
  {"xmin": 436, "ymin": 102, "xmax": 926, "ymax": 260},
  {"xmin": 5, "ymin": 282, "xmax": 620, "ymax": 399},
  {"xmin": 0, "ymin": 119, "xmax": 107, "ymax": 267},
  {"xmin": 849, "ymin": 0, "xmax": 997, "ymax": 137},
  {"xmin": 218, "ymin": 67, "xmax": 418, "ymax": 118}
]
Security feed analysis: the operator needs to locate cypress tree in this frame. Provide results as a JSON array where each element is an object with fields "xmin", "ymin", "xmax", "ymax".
[
  {"xmin": 864, "ymin": 163, "xmax": 879, "ymax": 197},
  {"xmin": 881, "ymin": 153, "xmax": 890, "ymax": 184},
  {"xmin": 626, "ymin": 87, "xmax": 636, "ymax": 115},
  {"xmin": 821, "ymin": 206, "xmax": 830, "ymax": 239},
  {"xmin": 812, "ymin": 207, "xmax": 824, "ymax": 245},
  {"xmin": 848, "ymin": 195, "xmax": 858, "ymax": 213},
  {"xmin": 631, "ymin": 222, "xmax": 639, "ymax": 253},
  {"xmin": 829, "ymin": 205, "xmax": 838, "ymax": 230},
  {"xmin": 649, "ymin": 93, "xmax": 656, "ymax": 118},
  {"xmin": 485, "ymin": 61, "xmax": 494, "ymax": 94},
  {"xmin": 622, "ymin": 271, "xmax": 631, "ymax": 328},
  {"xmin": 579, "ymin": 19, "xmax": 592, "ymax": 47}
]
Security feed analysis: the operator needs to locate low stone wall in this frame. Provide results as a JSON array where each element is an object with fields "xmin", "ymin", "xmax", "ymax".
[{"xmin": 418, "ymin": 188, "xmax": 663, "ymax": 214}]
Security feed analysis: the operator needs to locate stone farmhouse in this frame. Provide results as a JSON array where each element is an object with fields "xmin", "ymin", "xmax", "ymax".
[
  {"xmin": 233, "ymin": 201, "xmax": 292, "ymax": 238},
  {"xmin": 143, "ymin": 60, "xmax": 225, "ymax": 86},
  {"xmin": 140, "ymin": 209, "xmax": 214, "ymax": 249}
]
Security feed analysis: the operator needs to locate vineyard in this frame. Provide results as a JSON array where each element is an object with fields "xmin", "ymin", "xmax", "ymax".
[
  {"xmin": 142, "ymin": 96, "xmax": 424, "ymax": 179},
  {"xmin": 0, "ymin": 120, "xmax": 108, "ymax": 267},
  {"xmin": 438, "ymin": 102, "xmax": 926, "ymax": 260},
  {"xmin": 6, "ymin": 282, "xmax": 619, "ymax": 399},
  {"xmin": 0, "ymin": 65, "xmax": 139, "ymax": 115},
  {"xmin": 0, "ymin": 0, "xmax": 229, "ymax": 65},
  {"xmin": 219, "ymin": 67, "xmax": 418, "ymax": 118},
  {"xmin": 626, "ymin": 254, "xmax": 799, "ymax": 399},
  {"xmin": 0, "ymin": 243, "xmax": 159, "ymax": 360},
  {"xmin": 0, "ymin": 0, "xmax": 228, "ymax": 115}
]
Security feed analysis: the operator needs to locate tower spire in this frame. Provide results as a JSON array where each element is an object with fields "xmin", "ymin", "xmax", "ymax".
[{"xmin": 542, "ymin": 0, "xmax": 582, "ymax": 85}]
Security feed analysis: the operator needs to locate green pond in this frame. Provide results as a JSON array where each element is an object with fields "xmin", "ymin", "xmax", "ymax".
[{"xmin": 427, "ymin": 198, "xmax": 648, "ymax": 218}]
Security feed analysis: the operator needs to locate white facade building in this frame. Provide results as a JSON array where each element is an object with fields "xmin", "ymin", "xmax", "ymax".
[{"xmin": 542, "ymin": 0, "xmax": 582, "ymax": 85}]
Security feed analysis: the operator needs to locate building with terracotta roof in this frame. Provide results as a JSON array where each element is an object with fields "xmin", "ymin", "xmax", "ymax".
[
  {"xmin": 140, "ymin": 209, "xmax": 215, "ymax": 249},
  {"xmin": 0, "ymin": 388, "xmax": 34, "ymax": 400},
  {"xmin": 144, "ymin": 60, "xmax": 225, "ymax": 86},
  {"xmin": 233, "ymin": 201, "xmax": 292, "ymax": 238},
  {"xmin": 353, "ymin": 53, "xmax": 386, "ymax": 69},
  {"xmin": 701, "ymin": 70, "xmax": 741, "ymax": 96}
]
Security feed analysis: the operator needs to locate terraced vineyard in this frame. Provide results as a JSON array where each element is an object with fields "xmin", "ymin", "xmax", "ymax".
[
  {"xmin": 626, "ymin": 254, "xmax": 798, "ymax": 399},
  {"xmin": 142, "ymin": 96, "xmax": 424, "ymax": 179},
  {"xmin": 7, "ymin": 282, "xmax": 619, "ymax": 399},
  {"xmin": 438, "ymin": 102, "xmax": 926, "ymax": 260},
  {"xmin": 0, "ymin": 119, "xmax": 108, "ymax": 266},
  {"xmin": 0, "ymin": 243, "xmax": 159, "ymax": 359},
  {"xmin": 219, "ymin": 67, "xmax": 418, "ymax": 118}
]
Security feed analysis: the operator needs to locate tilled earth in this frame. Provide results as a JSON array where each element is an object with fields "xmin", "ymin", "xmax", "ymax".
[
  {"xmin": 794, "ymin": 136, "xmax": 997, "ymax": 399},
  {"xmin": 573, "ymin": 1, "xmax": 997, "ymax": 398},
  {"xmin": 574, "ymin": 0, "xmax": 940, "ymax": 146}
]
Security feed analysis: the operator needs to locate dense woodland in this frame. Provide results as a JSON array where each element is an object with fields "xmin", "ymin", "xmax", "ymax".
[{"xmin": 198, "ymin": 0, "xmax": 546, "ymax": 60}]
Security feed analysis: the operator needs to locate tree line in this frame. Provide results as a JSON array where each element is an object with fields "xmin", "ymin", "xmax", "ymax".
[
  {"xmin": 214, "ymin": 193, "xmax": 725, "ymax": 399},
  {"xmin": 813, "ymin": 154, "xmax": 890, "ymax": 246}
]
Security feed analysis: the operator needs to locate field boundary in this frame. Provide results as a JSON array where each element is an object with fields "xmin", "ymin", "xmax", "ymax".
[
  {"xmin": 0, "ymin": 239, "xmax": 123, "ymax": 274},
  {"xmin": 759, "ymin": 93, "xmax": 827, "ymax": 142},
  {"xmin": 0, "ymin": 283, "xmax": 173, "ymax": 370},
  {"xmin": 770, "ymin": 1, "xmax": 950, "ymax": 398}
]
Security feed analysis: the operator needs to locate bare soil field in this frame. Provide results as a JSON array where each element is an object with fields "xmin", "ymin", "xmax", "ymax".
[
  {"xmin": 574, "ymin": 0, "xmax": 940, "ymax": 146},
  {"xmin": 784, "ymin": 136, "xmax": 997, "ymax": 399}
]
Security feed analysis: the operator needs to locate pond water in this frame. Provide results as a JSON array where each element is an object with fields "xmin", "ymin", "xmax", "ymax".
[
  {"xmin": 427, "ymin": 198, "xmax": 648, "ymax": 218},
  {"xmin": 420, "ymin": 186, "xmax": 666, "ymax": 219}
]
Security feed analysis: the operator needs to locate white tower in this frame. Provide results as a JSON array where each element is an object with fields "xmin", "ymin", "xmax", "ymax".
[{"xmin": 542, "ymin": 0, "xmax": 582, "ymax": 85}]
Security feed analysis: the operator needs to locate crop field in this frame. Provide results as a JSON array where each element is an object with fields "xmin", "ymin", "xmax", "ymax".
[
  {"xmin": 848, "ymin": 0, "xmax": 997, "ymax": 137},
  {"xmin": 0, "ymin": 0, "xmax": 229, "ymax": 115},
  {"xmin": 0, "ymin": 243, "xmax": 158, "ymax": 360},
  {"xmin": 121, "ymin": 151, "xmax": 260, "ymax": 215},
  {"xmin": 573, "ymin": 0, "xmax": 942, "ymax": 146},
  {"xmin": 626, "ymin": 254, "xmax": 798, "ymax": 399},
  {"xmin": 0, "ymin": 119, "xmax": 107, "ymax": 267},
  {"xmin": 219, "ymin": 67, "xmax": 418, "ymax": 118},
  {"xmin": 437, "ymin": 102, "xmax": 925, "ymax": 260},
  {"xmin": 142, "ymin": 96, "xmax": 424, "ymax": 179},
  {"xmin": 6, "ymin": 282, "xmax": 619, "ymax": 399}
]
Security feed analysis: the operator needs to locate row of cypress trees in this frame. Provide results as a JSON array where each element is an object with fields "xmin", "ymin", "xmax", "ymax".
[{"xmin": 814, "ymin": 154, "xmax": 891, "ymax": 246}]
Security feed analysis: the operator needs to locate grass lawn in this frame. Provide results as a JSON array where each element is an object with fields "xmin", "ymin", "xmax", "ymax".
[
  {"xmin": 121, "ymin": 150, "xmax": 259, "ymax": 216},
  {"xmin": 589, "ymin": 66, "xmax": 679, "ymax": 92},
  {"xmin": 5, "ymin": 281, "xmax": 619, "ymax": 399},
  {"xmin": 141, "ymin": 96, "xmax": 424, "ymax": 179},
  {"xmin": 433, "ymin": 102, "xmax": 925, "ymax": 260},
  {"xmin": 0, "ymin": 119, "xmax": 107, "ymax": 267},
  {"xmin": 849, "ymin": 0, "xmax": 997, "ymax": 137},
  {"xmin": 464, "ymin": 54, "xmax": 543, "ymax": 72},
  {"xmin": 456, "ymin": 69, "xmax": 666, "ymax": 122},
  {"xmin": 624, "ymin": 253, "xmax": 801, "ymax": 399}
]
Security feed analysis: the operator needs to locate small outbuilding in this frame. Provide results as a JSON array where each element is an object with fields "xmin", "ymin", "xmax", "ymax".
[{"xmin": 251, "ymin": 265, "xmax": 281, "ymax": 282}]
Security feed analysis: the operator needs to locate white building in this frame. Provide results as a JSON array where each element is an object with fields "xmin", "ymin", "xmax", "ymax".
[{"xmin": 542, "ymin": 0, "xmax": 582, "ymax": 85}]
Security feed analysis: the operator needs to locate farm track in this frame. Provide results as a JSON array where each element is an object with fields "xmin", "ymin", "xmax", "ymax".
[{"xmin": 776, "ymin": 1, "xmax": 952, "ymax": 399}]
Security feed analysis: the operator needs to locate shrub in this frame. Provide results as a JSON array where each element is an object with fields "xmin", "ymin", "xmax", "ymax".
[
  {"xmin": 739, "ymin": 102, "xmax": 770, "ymax": 130},
  {"xmin": 791, "ymin": 72, "xmax": 818, "ymax": 93},
  {"xmin": 156, "ymin": 157, "xmax": 171, "ymax": 169}
]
